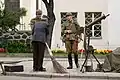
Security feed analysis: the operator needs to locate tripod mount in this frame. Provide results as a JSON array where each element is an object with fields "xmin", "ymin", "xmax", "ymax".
[{"xmin": 80, "ymin": 14, "xmax": 110, "ymax": 72}]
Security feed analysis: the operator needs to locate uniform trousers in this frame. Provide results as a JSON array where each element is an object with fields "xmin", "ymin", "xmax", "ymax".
[{"xmin": 65, "ymin": 40, "xmax": 79, "ymax": 68}]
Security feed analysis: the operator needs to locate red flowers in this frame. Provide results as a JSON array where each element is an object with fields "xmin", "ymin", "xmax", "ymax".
[
  {"xmin": 79, "ymin": 49, "xmax": 85, "ymax": 53},
  {"xmin": 0, "ymin": 48, "xmax": 6, "ymax": 53}
]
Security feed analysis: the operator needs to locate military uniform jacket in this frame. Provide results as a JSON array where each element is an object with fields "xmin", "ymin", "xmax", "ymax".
[{"xmin": 61, "ymin": 19, "xmax": 80, "ymax": 41}]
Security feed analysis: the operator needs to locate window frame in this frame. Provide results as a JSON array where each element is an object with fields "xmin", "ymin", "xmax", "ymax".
[
  {"xmin": 5, "ymin": 0, "xmax": 20, "ymax": 12},
  {"xmin": 85, "ymin": 12, "xmax": 102, "ymax": 39}
]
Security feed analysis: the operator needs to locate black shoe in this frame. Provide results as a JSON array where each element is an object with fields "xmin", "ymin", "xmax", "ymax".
[
  {"xmin": 33, "ymin": 69, "xmax": 39, "ymax": 72},
  {"xmin": 39, "ymin": 67, "xmax": 46, "ymax": 71},
  {"xmin": 67, "ymin": 66, "xmax": 73, "ymax": 69}
]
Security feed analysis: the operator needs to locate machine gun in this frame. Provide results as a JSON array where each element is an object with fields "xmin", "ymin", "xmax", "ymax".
[
  {"xmin": 80, "ymin": 14, "xmax": 110, "ymax": 72},
  {"xmin": 86, "ymin": 14, "xmax": 110, "ymax": 27}
]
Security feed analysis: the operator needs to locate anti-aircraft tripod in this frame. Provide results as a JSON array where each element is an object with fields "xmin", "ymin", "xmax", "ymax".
[{"xmin": 80, "ymin": 14, "xmax": 110, "ymax": 72}]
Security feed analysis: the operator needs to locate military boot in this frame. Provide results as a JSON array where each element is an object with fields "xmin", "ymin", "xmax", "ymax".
[
  {"xmin": 74, "ymin": 54, "xmax": 80, "ymax": 68},
  {"xmin": 67, "ymin": 54, "xmax": 73, "ymax": 69}
]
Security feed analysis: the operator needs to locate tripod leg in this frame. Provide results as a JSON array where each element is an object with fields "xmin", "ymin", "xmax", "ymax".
[
  {"xmin": 91, "ymin": 51, "xmax": 105, "ymax": 72},
  {"xmin": 80, "ymin": 50, "xmax": 89, "ymax": 72}
]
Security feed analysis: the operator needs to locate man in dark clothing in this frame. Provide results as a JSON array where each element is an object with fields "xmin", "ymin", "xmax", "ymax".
[{"xmin": 32, "ymin": 16, "xmax": 49, "ymax": 71}]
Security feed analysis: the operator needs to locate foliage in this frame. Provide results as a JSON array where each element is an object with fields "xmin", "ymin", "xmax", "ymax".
[
  {"xmin": 6, "ymin": 41, "xmax": 32, "ymax": 53},
  {"xmin": 0, "ymin": 39, "xmax": 32, "ymax": 53},
  {"xmin": 52, "ymin": 49, "xmax": 66, "ymax": 54},
  {"xmin": 0, "ymin": 2, "xmax": 27, "ymax": 32},
  {"xmin": 52, "ymin": 49, "xmax": 113, "ymax": 55},
  {"xmin": 18, "ymin": 8, "xmax": 27, "ymax": 17},
  {"xmin": 0, "ymin": 38, "xmax": 8, "ymax": 48}
]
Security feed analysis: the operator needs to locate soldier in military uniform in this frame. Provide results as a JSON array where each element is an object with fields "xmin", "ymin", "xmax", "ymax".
[{"xmin": 61, "ymin": 12, "xmax": 82, "ymax": 69}]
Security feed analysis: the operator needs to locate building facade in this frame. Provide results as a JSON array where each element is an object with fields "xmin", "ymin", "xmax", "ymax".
[{"xmin": 1, "ymin": 0, "xmax": 120, "ymax": 50}]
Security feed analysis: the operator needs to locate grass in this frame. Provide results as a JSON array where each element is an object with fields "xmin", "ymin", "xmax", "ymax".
[
  {"xmin": 53, "ymin": 52, "xmax": 107, "ymax": 58},
  {"xmin": 0, "ymin": 52, "xmax": 108, "ymax": 58}
]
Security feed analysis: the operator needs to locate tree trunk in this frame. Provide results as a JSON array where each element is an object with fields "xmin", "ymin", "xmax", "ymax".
[
  {"xmin": 42, "ymin": 0, "xmax": 56, "ymax": 48},
  {"xmin": 47, "ymin": 10, "xmax": 55, "ymax": 48}
]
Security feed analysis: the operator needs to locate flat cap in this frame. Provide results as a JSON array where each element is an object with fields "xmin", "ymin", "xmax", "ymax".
[{"xmin": 36, "ymin": 9, "xmax": 42, "ymax": 15}]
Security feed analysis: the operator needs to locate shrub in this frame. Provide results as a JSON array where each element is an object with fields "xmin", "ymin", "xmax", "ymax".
[
  {"xmin": 0, "ymin": 2, "xmax": 27, "ymax": 32},
  {"xmin": 6, "ymin": 41, "xmax": 32, "ymax": 53}
]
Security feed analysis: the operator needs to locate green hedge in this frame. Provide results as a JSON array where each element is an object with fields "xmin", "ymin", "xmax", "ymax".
[
  {"xmin": 0, "ymin": 40, "xmax": 32, "ymax": 53},
  {"xmin": 7, "ymin": 41, "xmax": 32, "ymax": 53}
]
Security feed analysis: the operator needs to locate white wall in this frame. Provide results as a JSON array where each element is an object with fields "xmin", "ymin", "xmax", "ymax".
[
  {"xmin": 50, "ymin": 0, "xmax": 108, "ymax": 49},
  {"xmin": 108, "ymin": 0, "xmax": 120, "ymax": 50},
  {"xmin": 3, "ymin": 0, "xmax": 120, "ymax": 50},
  {"xmin": 21, "ymin": 0, "xmax": 47, "ymax": 30},
  {"xmin": 20, "ymin": 0, "xmax": 36, "ymax": 30},
  {"xmin": 2, "ymin": 0, "xmax": 109, "ymax": 50}
]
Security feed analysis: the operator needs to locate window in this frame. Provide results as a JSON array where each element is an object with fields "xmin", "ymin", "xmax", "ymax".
[
  {"xmin": 5, "ymin": 0, "xmax": 20, "ymax": 12},
  {"xmin": 5, "ymin": 0, "xmax": 20, "ymax": 23},
  {"xmin": 85, "ymin": 12, "xmax": 102, "ymax": 38}
]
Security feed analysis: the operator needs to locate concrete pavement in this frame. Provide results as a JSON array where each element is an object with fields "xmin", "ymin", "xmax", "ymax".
[
  {"xmin": 0, "ymin": 57, "xmax": 120, "ymax": 80},
  {"xmin": 0, "ymin": 75, "xmax": 111, "ymax": 80}
]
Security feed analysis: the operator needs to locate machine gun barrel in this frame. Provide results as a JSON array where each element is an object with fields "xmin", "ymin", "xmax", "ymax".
[{"xmin": 86, "ymin": 14, "xmax": 110, "ymax": 27}]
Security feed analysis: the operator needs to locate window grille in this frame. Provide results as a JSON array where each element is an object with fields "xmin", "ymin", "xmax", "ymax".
[{"xmin": 85, "ymin": 12, "xmax": 102, "ymax": 38}]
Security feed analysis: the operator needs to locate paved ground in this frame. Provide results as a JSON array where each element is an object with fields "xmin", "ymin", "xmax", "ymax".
[
  {"xmin": 0, "ymin": 76, "xmax": 110, "ymax": 80},
  {"xmin": 0, "ymin": 57, "xmax": 104, "ymax": 73},
  {"xmin": 0, "ymin": 57, "xmax": 120, "ymax": 80}
]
